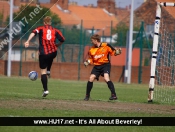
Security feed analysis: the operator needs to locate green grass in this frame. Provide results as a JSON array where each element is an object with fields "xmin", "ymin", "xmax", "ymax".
[
  {"xmin": 0, "ymin": 76, "xmax": 174, "ymax": 132},
  {"xmin": 0, "ymin": 76, "xmax": 150, "ymax": 102}
]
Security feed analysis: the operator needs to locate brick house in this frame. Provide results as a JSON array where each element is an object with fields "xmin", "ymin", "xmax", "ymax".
[
  {"xmin": 130, "ymin": 0, "xmax": 175, "ymax": 33},
  {"xmin": 0, "ymin": 0, "xmax": 129, "ymax": 62}
]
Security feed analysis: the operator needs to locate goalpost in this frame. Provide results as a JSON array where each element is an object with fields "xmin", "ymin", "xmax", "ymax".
[{"xmin": 148, "ymin": 2, "xmax": 175, "ymax": 103}]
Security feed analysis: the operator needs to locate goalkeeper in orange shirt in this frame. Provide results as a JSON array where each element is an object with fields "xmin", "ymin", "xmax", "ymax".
[{"xmin": 84, "ymin": 34, "xmax": 122, "ymax": 101}]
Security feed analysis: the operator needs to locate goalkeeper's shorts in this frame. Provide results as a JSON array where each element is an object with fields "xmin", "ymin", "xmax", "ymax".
[{"xmin": 91, "ymin": 63, "xmax": 111, "ymax": 81}]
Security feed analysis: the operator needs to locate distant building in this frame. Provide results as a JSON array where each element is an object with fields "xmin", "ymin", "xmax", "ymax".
[{"xmin": 0, "ymin": 0, "xmax": 130, "ymax": 61}]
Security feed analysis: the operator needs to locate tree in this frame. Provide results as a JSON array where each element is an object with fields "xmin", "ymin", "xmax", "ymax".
[
  {"xmin": 114, "ymin": 22, "xmax": 141, "ymax": 47},
  {"xmin": 6, "ymin": 4, "xmax": 61, "ymax": 33},
  {"xmin": 64, "ymin": 25, "xmax": 82, "ymax": 44},
  {"xmin": 114, "ymin": 22, "xmax": 129, "ymax": 46}
]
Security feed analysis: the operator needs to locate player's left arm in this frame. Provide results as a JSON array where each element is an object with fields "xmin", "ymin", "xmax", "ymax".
[
  {"xmin": 24, "ymin": 33, "xmax": 35, "ymax": 48},
  {"xmin": 25, "ymin": 27, "xmax": 40, "ymax": 48},
  {"xmin": 55, "ymin": 29, "xmax": 65, "ymax": 47},
  {"xmin": 107, "ymin": 44, "xmax": 122, "ymax": 56}
]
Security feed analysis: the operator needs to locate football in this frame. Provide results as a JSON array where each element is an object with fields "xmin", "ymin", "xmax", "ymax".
[{"xmin": 28, "ymin": 71, "xmax": 38, "ymax": 81}]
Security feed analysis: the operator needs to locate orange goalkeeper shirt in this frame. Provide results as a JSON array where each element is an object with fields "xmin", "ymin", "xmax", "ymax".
[{"xmin": 87, "ymin": 43, "xmax": 116, "ymax": 65}]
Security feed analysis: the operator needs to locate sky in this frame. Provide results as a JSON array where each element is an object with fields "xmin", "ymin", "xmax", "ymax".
[
  {"xmin": 40, "ymin": 0, "xmax": 144, "ymax": 10},
  {"xmin": 69, "ymin": 0, "xmax": 144, "ymax": 9}
]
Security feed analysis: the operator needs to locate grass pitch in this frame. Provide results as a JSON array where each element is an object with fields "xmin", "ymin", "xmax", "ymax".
[{"xmin": 0, "ymin": 76, "xmax": 174, "ymax": 132}]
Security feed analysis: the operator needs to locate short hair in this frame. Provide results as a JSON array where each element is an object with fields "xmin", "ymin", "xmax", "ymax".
[
  {"xmin": 43, "ymin": 16, "xmax": 52, "ymax": 25},
  {"xmin": 91, "ymin": 34, "xmax": 101, "ymax": 42}
]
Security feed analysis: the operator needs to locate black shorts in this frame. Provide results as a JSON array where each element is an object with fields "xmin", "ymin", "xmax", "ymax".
[
  {"xmin": 39, "ymin": 51, "xmax": 57, "ymax": 69},
  {"xmin": 91, "ymin": 63, "xmax": 111, "ymax": 80}
]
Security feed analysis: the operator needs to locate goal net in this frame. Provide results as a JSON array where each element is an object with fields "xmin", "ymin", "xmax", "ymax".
[{"xmin": 148, "ymin": 2, "xmax": 175, "ymax": 104}]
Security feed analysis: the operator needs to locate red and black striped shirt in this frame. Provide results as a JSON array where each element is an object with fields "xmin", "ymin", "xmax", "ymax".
[{"xmin": 32, "ymin": 25, "xmax": 65, "ymax": 55}]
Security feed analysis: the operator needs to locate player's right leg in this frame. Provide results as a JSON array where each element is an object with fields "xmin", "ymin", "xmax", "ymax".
[
  {"xmin": 84, "ymin": 74, "xmax": 96, "ymax": 101},
  {"xmin": 84, "ymin": 66, "xmax": 101, "ymax": 101},
  {"xmin": 41, "ymin": 68, "xmax": 49, "ymax": 97},
  {"xmin": 46, "ymin": 51, "xmax": 57, "ymax": 78},
  {"xmin": 39, "ymin": 55, "xmax": 49, "ymax": 97},
  {"xmin": 46, "ymin": 58, "xmax": 53, "ymax": 78}
]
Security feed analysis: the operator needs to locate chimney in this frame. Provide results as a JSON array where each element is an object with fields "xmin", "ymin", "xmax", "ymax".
[
  {"xmin": 50, "ymin": 0, "xmax": 68, "ymax": 10},
  {"xmin": 126, "ymin": 5, "xmax": 131, "ymax": 11},
  {"xmin": 88, "ymin": 4, "xmax": 94, "ymax": 7},
  {"xmin": 129, "ymin": 4, "xmax": 131, "ymax": 10},
  {"xmin": 97, "ymin": 0, "xmax": 116, "ymax": 14},
  {"xmin": 73, "ymin": 2, "xmax": 77, "ymax": 5},
  {"xmin": 14, "ymin": 0, "xmax": 20, "ymax": 6}
]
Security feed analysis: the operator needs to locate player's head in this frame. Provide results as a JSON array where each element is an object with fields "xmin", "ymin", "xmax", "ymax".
[
  {"xmin": 43, "ymin": 16, "xmax": 52, "ymax": 25},
  {"xmin": 91, "ymin": 34, "xmax": 101, "ymax": 46}
]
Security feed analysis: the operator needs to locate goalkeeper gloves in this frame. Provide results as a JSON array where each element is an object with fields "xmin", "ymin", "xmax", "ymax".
[
  {"xmin": 84, "ymin": 60, "xmax": 90, "ymax": 67},
  {"xmin": 115, "ymin": 48, "xmax": 122, "ymax": 55}
]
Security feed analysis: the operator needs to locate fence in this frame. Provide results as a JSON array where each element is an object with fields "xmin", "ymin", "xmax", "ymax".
[{"xmin": 0, "ymin": 20, "xmax": 158, "ymax": 83}]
